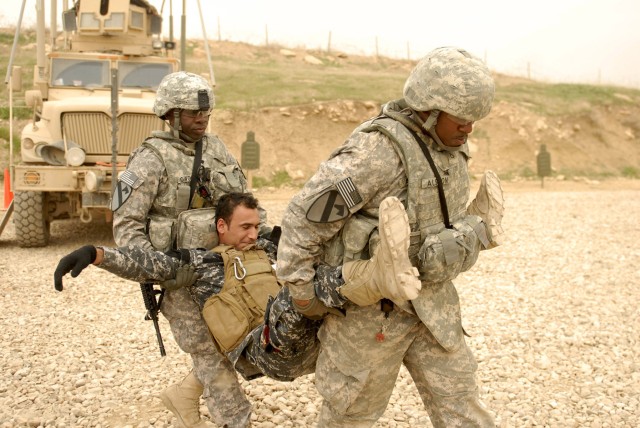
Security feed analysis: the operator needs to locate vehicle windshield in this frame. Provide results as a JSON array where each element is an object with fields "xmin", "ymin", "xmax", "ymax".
[
  {"xmin": 119, "ymin": 61, "xmax": 173, "ymax": 89},
  {"xmin": 51, "ymin": 58, "xmax": 110, "ymax": 87},
  {"xmin": 51, "ymin": 58, "xmax": 172, "ymax": 89}
]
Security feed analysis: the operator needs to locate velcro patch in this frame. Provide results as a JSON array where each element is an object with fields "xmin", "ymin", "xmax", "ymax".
[
  {"xmin": 335, "ymin": 177, "xmax": 363, "ymax": 208},
  {"xmin": 119, "ymin": 170, "xmax": 139, "ymax": 187}
]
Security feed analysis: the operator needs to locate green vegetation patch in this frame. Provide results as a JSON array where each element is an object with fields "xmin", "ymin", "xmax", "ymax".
[
  {"xmin": 187, "ymin": 57, "xmax": 406, "ymax": 110},
  {"xmin": 621, "ymin": 166, "xmax": 639, "ymax": 178},
  {"xmin": 0, "ymin": 126, "xmax": 20, "ymax": 149},
  {"xmin": 0, "ymin": 106, "xmax": 32, "ymax": 120},
  {"xmin": 496, "ymin": 81, "xmax": 640, "ymax": 115},
  {"xmin": 0, "ymin": 30, "xmax": 36, "ymax": 46},
  {"xmin": 252, "ymin": 170, "xmax": 294, "ymax": 188}
]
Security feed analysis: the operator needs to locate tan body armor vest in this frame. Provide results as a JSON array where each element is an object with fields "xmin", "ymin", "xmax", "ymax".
[{"xmin": 201, "ymin": 245, "xmax": 281, "ymax": 353}]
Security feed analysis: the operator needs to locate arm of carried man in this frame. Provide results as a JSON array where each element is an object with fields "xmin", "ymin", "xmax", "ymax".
[
  {"xmin": 97, "ymin": 245, "xmax": 191, "ymax": 284},
  {"xmin": 54, "ymin": 244, "xmax": 180, "ymax": 289}
]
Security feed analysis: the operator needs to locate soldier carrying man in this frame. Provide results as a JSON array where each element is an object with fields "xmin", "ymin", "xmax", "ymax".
[{"xmin": 54, "ymin": 192, "xmax": 422, "ymax": 424}]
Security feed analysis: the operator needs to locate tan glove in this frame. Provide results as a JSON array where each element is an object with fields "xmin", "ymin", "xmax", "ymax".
[
  {"xmin": 160, "ymin": 264, "xmax": 200, "ymax": 291},
  {"xmin": 292, "ymin": 297, "xmax": 345, "ymax": 321}
]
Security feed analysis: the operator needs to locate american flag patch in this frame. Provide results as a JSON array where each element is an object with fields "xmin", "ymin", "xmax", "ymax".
[
  {"xmin": 336, "ymin": 177, "xmax": 362, "ymax": 209},
  {"xmin": 119, "ymin": 170, "xmax": 138, "ymax": 187}
]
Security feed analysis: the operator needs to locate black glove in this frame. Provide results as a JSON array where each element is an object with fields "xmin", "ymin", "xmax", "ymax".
[
  {"xmin": 267, "ymin": 225, "xmax": 282, "ymax": 247},
  {"xmin": 54, "ymin": 245, "xmax": 97, "ymax": 291}
]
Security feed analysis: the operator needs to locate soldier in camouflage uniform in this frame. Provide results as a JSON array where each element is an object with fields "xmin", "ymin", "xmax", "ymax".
[
  {"xmin": 110, "ymin": 72, "xmax": 267, "ymax": 428},
  {"xmin": 276, "ymin": 47, "xmax": 503, "ymax": 427},
  {"xmin": 55, "ymin": 192, "xmax": 422, "ymax": 383}
]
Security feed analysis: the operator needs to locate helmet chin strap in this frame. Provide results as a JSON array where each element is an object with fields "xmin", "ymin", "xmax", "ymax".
[
  {"xmin": 171, "ymin": 110, "xmax": 182, "ymax": 139},
  {"xmin": 166, "ymin": 110, "xmax": 200, "ymax": 144},
  {"xmin": 421, "ymin": 110, "xmax": 440, "ymax": 131},
  {"xmin": 421, "ymin": 110, "xmax": 463, "ymax": 153}
]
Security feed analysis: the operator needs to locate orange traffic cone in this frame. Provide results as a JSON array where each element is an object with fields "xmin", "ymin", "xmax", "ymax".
[{"xmin": 3, "ymin": 168, "xmax": 13, "ymax": 209}]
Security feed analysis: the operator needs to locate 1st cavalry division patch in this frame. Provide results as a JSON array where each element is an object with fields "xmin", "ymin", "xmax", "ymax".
[
  {"xmin": 110, "ymin": 170, "xmax": 139, "ymax": 211},
  {"xmin": 306, "ymin": 178, "xmax": 363, "ymax": 223}
]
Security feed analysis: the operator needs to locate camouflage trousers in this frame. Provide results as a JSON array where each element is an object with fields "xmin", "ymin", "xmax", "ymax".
[
  {"xmin": 316, "ymin": 303, "xmax": 495, "ymax": 428},
  {"xmin": 230, "ymin": 265, "xmax": 346, "ymax": 382},
  {"xmin": 161, "ymin": 287, "xmax": 252, "ymax": 428}
]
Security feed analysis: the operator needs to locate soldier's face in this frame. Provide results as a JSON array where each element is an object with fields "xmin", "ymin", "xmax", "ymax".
[
  {"xmin": 217, "ymin": 206, "xmax": 260, "ymax": 250},
  {"xmin": 174, "ymin": 109, "xmax": 210, "ymax": 140},
  {"xmin": 435, "ymin": 112, "xmax": 474, "ymax": 147}
]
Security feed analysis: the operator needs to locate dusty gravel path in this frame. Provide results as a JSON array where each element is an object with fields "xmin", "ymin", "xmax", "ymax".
[{"xmin": 1, "ymin": 181, "xmax": 638, "ymax": 427}]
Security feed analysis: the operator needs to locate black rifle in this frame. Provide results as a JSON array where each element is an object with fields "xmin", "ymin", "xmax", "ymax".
[{"xmin": 140, "ymin": 283, "xmax": 166, "ymax": 356}]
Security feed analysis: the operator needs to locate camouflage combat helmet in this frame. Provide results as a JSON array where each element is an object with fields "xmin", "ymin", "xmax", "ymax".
[
  {"xmin": 153, "ymin": 71, "xmax": 215, "ymax": 118},
  {"xmin": 403, "ymin": 47, "xmax": 495, "ymax": 122}
]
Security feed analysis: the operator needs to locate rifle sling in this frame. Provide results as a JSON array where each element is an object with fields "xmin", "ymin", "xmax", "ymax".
[{"xmin": 189, "ymin": 139, "xmax": 204, "ymax": 209}]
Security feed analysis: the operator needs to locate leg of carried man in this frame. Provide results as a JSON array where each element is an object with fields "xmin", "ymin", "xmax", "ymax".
[
  {"xmin": 339, "ymin": 196, "xmax": 421, "ymax": 305},
  {"xmin": 161, "ymin": 287, "xmax": 252, "ymax": 428},
  {"xmin": 238, "ymin": 200, "xmax": 422, "ymax": 384},
  {"xmin": 403, "ymin": 325, "xmax": 495, "ymax": 427}
]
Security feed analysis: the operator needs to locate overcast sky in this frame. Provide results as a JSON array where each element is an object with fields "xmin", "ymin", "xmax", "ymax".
[{"xmin": 3, "ymin": 0, "xmax": 639, "ymax": 88}]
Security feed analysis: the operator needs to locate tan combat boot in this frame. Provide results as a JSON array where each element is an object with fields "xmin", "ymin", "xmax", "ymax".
[
  {"xmin": 468, "ymin": 170, "xmax": 505, "ymax": 248},
  {"xmin": 159, "ymin": 371, "xmax": 212, "ymax": 428},
  {"xmin": 339, "ymin": 197, "xmax": 421, "ymax": 306}
]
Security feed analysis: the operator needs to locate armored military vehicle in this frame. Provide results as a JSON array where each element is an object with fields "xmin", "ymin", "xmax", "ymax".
[{"xmin": 10, "ymin": 0, "xmax": 179, "ymax": 246}]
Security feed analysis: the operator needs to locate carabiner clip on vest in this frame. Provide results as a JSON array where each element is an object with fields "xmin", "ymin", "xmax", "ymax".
[{"xmin": 233, "ymin": 257, "xmax": 247, "ymax": 280}]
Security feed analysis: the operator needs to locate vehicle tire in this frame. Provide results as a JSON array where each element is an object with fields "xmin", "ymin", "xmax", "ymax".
[{"xmin": 13, "ymin": 191, "xmax": 50, "ymax": 247}]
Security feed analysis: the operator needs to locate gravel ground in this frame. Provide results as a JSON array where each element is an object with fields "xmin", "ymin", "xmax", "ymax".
[{"xmin": 1, "ymin": 183, "xmax": 639, "ymax": 427}]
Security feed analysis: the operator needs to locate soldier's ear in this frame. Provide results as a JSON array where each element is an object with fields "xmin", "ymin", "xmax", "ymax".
[{"xmin": 216, "ymin": 218, "xmax": 228, "ymax": 235}]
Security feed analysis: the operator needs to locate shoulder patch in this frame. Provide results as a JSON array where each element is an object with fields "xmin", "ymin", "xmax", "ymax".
[
  {"xmin": 306, "ymin": 178, "xmax": 363, "ymax": 223},
  {"xmin": 120, "ymin": 170, "xmax": 140, "ymax": 187},
  {"xmin": 306, "ymin": 190, "xmax": 347, "ymax": 223},
  {"xmin": 110, "ymin": 170, "xmax": 139, "ymax": 211},
  {"xmin": 335, "ymin": 177, "xmax": 363, "ymax": 208}
]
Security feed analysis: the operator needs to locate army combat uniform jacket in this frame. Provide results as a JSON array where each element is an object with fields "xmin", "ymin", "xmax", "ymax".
[
  {"xmin": 113, "ymin": 130, "xmax": 250, "ymax": 251},
  {"xmin": 278, "ymin": 99, "xmax": 486, "ymax": 351}
]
